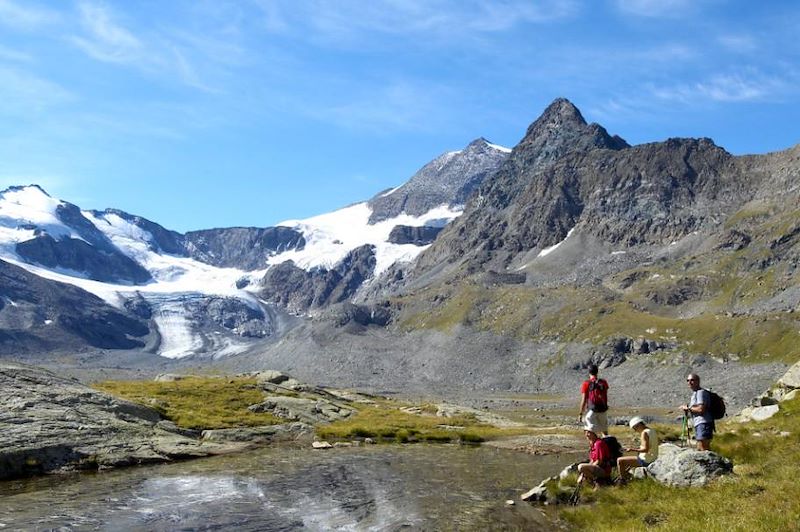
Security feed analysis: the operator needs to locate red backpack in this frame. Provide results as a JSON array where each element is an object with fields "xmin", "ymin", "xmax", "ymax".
[{"xmin": 588, "ymin": 378, "xmax": 609, "ymax": 413}]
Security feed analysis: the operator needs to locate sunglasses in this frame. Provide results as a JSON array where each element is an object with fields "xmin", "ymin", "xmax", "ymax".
[{"xmin": 687, "ymin": 379, "xmax": 697, "ymax": 382}]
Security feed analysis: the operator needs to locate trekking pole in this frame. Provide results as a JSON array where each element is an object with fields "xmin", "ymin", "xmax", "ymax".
[
  {"xmin": 569, "ymin": 474, "xmax": 584, "ymax": 506},
  {"xmin": 680, "ymin": 412, "xmax": 687, "ymax": 447}
]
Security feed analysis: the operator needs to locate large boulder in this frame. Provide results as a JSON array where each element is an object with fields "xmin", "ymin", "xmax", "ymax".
[{"xmin": 647, "ymin": 443, "xmax": 733, "ymax": 487}]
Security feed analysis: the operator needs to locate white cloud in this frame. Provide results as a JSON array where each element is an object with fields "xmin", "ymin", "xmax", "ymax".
[{"xmin": 0, "ymin": 0, "xmax": 59, "ymax": 30}]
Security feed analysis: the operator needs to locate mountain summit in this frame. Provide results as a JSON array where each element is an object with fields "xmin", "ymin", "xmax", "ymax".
[{"xmin": 367, "ymin": 138, "xmax": 510, "ymax": 224}]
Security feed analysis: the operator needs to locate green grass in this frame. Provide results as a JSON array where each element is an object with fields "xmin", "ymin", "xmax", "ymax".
[
  {"xmin": 561, "ymin": 396, "xmax": 800, "ymax": 531},
  {"xmin": 315, "ymin": 400, "xmax": 533, "ymax": 444},
  {"xmin": 94, "ymin": 376, "xmax": 282, "ymax": 430}
]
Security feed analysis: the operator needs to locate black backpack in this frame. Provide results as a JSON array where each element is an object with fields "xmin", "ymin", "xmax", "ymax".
[
  {"xmin": 601, "ymin": 436, "xmax": 624, "ymax": 467},
  {"xmin": 706, "ymin": 389, "xmax": 726, "ymax": 420},
  {"xmin": 588, "ymin": 379, "xmax": 609, "ymax": 413}
]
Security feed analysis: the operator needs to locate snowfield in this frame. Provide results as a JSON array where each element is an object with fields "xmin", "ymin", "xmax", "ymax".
[{"xmin": 273, "ymin": 202, "xmax": 462, "ymax": 276}]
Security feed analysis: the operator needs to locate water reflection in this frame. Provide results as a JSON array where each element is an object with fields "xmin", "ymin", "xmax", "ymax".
[{"xmin": 0, "ymin": 444, "xmax": 577, "ymax": 531}]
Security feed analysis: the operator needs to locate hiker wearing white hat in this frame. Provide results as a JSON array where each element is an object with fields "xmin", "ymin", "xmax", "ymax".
[{"xmin": 616, "ymin": 417, "xmax": 659, "ymax": 485}]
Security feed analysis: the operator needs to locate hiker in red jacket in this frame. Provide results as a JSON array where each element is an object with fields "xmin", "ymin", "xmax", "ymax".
[
  {"xmin": 578, "ymin": 364, "xmax": 609, "ymax": 436},
  {"xmin": 577, "ymin": 428, "xmax": 613, "ymax": 486}
]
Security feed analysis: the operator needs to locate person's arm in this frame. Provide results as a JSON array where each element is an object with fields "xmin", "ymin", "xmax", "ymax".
[
  {"xmin": 690, "ymin": 391, "xmax": 708, "ymax": 415},
  {"xmin": 578, "ymin": 392, "xmax": 587, "ymax": 421},
  {"xmin": 626, "ymin": 431, "xmax": 650, "ymax": 453}
]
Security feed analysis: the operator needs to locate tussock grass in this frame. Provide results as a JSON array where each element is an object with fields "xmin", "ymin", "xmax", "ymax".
[
  {"xmin": 94, "ymin": 376, "xmax": 282, "ymax": 430},
  {"xmin": 316, "ymin": 401, "xmax": 532, "ymax": 444},
  {"xmin": 562, "ymin": 396, "xmax": 800, "ymax": 531}
]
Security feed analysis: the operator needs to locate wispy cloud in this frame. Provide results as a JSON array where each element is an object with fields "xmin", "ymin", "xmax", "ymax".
[
  {"xmin": 615, "ymin": 0, "xmax": 696, "ymax": 17},
  {"xmin": 71, "ymin": 1, "xmax": 143, "ymax": 64},
  {"xmin": 717, "ymin": 34, "xmax": 758, "ymax": 53},
  {"xmin": 0, "ymin": 0, "xmax": 59, "ymax": 31},
  {"xmin": 652, "ymin": 71, "xmax": 789, "ymax": 103},
  {"xmin": 253, "ymin": 0, "xmax": 579, "ymax": 44},
  {"xmin": 306, "ymin": 80, "xmax": 453, "ymax": 133},
  {"xmin": 0, "ymin": 44, "xmax": 33, "ymax": 62},
  {"xmin": 0, "ymin": 66, "xmax": 74, "ymax": 115}
]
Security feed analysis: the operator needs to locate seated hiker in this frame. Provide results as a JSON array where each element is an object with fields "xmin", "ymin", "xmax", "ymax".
[
  {"xmin": 577, "ymin": 428, "xmax": 613, "ymax": 486},
  {"xmin": 617, "ymin": 416, "xmax": 658, "ymax": 484}
]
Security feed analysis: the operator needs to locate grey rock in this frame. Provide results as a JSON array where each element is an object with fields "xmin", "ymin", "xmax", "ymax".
[
  {"xmin": 247, "ymin": 396, "xmax": 355, "ymax": 424},
  {"xmin": 778, "ymin": 360, "xmax": 800, "ymax": 389},
  {"xmin": 185, "ymin": 296, "xmax": 272, "ymax": 338},
  {"xmin": 0, "ymin": 362, "xmax": 228, "ymax": 480},
  {"xmin": 368, "ymin": 138, "xmax": 509, "ymax": 224},
  {"xmin": 0, "ymin": 259, "xmax": 149, "ymax": 352},
  {"xmin": 646, "ymin": 443, "xmax": 733, "ymax": 487},
  {"xmin": 387, "ymin": 225, "xmax": 443, "ymax": 246},
  {"xmin": 201, "ymin": 422, "xmax": 313, "ymax": 444},
  {"xmin": 184, "ymin": 226, "xmax": 305, "ymax": 270},
  {"xmin": 260, "ymin": 245, "xmax": 376, "ymax": 313}
]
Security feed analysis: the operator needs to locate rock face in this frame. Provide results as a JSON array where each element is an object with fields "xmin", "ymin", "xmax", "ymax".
[
  {"xmin": 0, "ymin": 363, "xmax": 228, "ymax": 480},
  {"xmin": 646, "ymin": 443, "xmax": 733, "ymax": 487},
  {"xmin": 260, "ymin": 245, "xmax": 377, "ymax": 313},
  {"xmin": 387, "ymin": 225, "xmax": 443, "ymax": 246},
  {"xmin": 184, "ymin": 226, "xmax": 305, "ymax": 270},
  {"xmin": 0, "ymin": 259, "xmax": 149, "ymax": 353},
  {"xmin": 368, "ymin": 138, "xmax": 509, "ymax": 224},
  {"xmin": 185, "ymin": 296, "xmax": 272, "ymax": 338},
  {"xmin": 411, "ymin": 99, "xmax": 752, "ymax": 278}
]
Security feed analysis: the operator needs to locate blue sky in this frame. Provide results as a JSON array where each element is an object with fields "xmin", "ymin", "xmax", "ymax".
[{"xmin": 0, "ymin": 0, "xmax": 798, "ymax": 232}]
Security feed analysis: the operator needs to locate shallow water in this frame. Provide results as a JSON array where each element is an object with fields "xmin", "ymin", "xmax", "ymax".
[{"xmin": 0, "ymin": 444, "xmax": 577, "ymax": 531}]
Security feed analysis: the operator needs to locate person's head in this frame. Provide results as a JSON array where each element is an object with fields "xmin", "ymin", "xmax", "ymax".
[
  {"xmin": 584, "ymin": 428, "xmax": 599, "ymax": 442},
  {"xmin": 588, "ymin": 364, "xmax": 599, "ymax": 377},
  {"xmin": 686, "ymin": 373, "xmax": 701, "ymax": 391},
  {"xmin": 629, "ymin": 416, "xmax": 646, "ymax": 432}
]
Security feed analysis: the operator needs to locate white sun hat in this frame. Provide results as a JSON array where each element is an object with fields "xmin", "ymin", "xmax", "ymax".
[{"xmin": 628, "ymin": 416, "xmax": 645, "ymax": 429}]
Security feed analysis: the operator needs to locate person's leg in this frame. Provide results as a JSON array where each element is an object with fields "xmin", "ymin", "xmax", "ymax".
[
  {"xmin": 596, "ymin": 411, "xmax": 609, "ymax": 436},
  {"xmin": 695, "ymin": 423, "xmax": 712, "ymax": 451},
  {"xmin": 617, "ymin": 456, "xmax": 638, "ymax": 481},
  {"xmin": 577, "ymin": 463, "xmax": 608, "ymax": 485}
]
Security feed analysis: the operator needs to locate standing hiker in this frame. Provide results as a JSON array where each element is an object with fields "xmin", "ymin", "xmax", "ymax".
[
  {"xmin": 578, "ymin": 364, "xmax": 609, "ymax": 436},
  {"xmin": 616, "ymin": 416, "xmax": 658, "ymax": 484},
  {"xmin": 680, "ymin": 373, "xmax": 714, "ymax": 451}
]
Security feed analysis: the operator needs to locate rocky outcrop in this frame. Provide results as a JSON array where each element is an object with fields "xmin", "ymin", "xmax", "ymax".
[
  {"xmin": 0, "ymin": 259, "xmax": 149, "ymax": 352},
  {"xmin": 646, "ymin": 443, "xmax": 733, "ymax": 487},
  {"xmin": 247, "ymin": 396, "xmax": 355, "ymax": 424},
  {"xmin": 185, "ymin": 296, "xmax": 272, "ymax": 338},
  {"xmin": 387, "ymin": 225, "xmax": 443, "ymax": 246},
  {"xmin": 368, "ymin": 138, "xmax": 509, "ymax": 223},
  {"xmin": 184, "ymin": 226, "xmax": 305, "ymax": 270},
  {"xmin": 260, "ymin": 245, "xmax": 376, "ymax": 313},
  {"xmin": 0, "ymin": 363, "xmax": 232, "ymax": 480},
  {"xmin": 16, "ymin": 234, "xmax": 152, "ymax": 284}
]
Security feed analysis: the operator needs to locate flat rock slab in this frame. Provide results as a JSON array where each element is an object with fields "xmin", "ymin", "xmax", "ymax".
[
  {"xmin": 0, "ymin": 362, "xmax": 232, "ymax": 480},
  {"xmin": 201, "ymin": 422, "xmax": 313, "ymax": 444}
]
